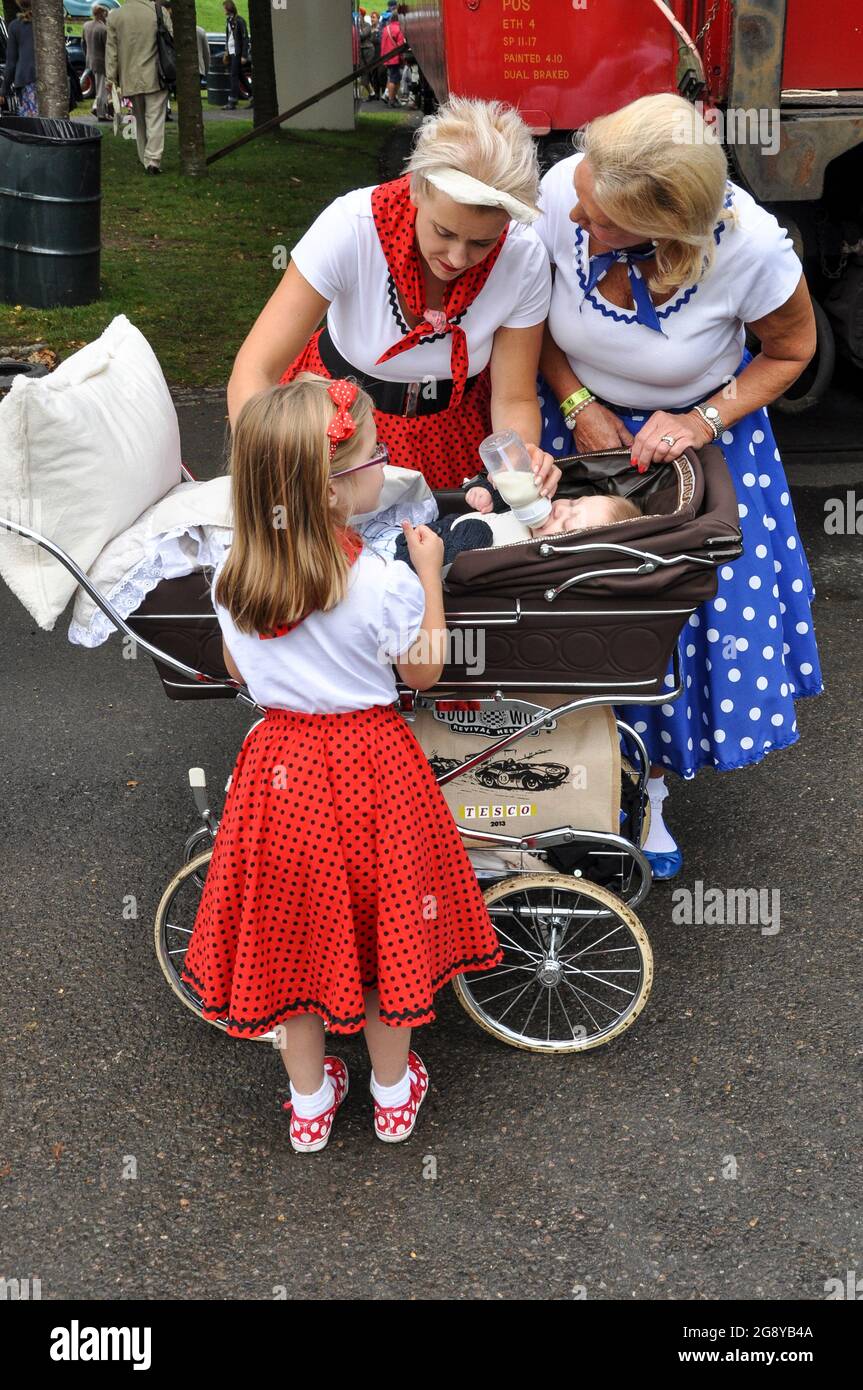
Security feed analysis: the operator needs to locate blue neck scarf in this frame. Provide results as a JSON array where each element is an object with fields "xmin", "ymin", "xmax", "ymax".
[{"xmin": 584, "ymin": 243, "xmax": 666, "ymax": 335}]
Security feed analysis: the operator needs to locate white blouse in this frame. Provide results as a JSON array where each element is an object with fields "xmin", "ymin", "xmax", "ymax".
[
  {"xmin": 535, "ymin": 153, "xmax": 804, "ymax": 410},
  {"xmin": 213, "ymin": 548, "xmax": 426, "ymax": 714},
  {"xmin": 291, "ymin": 185, "xmax": 552, "ymax": 382}
]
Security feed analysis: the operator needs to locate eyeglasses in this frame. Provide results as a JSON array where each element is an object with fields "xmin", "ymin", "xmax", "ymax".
[{"xmin": 331, "ymin": 443, "xmax": 390, "ymax": 477}]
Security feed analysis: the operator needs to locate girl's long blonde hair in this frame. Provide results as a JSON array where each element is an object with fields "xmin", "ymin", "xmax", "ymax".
[
  {"xmin": 579, "ymin": 94, "xmax": 731, "ymax": 293},
  {"xmin": 215, "ymin": 374, "xmax": 374, "ymax": 636}
]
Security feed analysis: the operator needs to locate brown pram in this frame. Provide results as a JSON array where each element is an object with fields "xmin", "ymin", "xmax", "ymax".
[{"xmin": 4, "ymin": 443, "xmax": 742, "ymax": 1053}]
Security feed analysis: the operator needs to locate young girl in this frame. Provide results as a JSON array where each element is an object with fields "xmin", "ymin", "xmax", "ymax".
[{"xmin": 181, "ymin": 373, "xmax": 503, "ymax": 1153}]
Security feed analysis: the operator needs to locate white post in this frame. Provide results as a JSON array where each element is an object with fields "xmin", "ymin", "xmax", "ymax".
[{"xmin": 270, "ymin": 0, "xmax": 355, "ymax": 131}]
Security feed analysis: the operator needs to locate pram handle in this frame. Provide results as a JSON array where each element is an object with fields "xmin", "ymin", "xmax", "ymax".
[
  {"xmin": 540, "ymin": 541, "xmax": 717, "ymax": 601},
  {"xmin": 538, "ymin": 541, "xmax": 713, "ymax": 563}
]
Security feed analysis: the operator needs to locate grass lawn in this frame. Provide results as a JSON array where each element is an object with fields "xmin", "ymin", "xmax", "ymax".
[{"xmin": 0, "ymin": 112, "xmax": 403, "ymax": 387}]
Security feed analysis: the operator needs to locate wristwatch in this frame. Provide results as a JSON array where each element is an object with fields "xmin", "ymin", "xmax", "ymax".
[{"xmin": 692, "ymin": 404, "xmax": 723, "ymax": 440}]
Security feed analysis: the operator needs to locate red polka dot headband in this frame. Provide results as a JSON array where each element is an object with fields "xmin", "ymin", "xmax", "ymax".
[{"xmin": 326, "ymin": 379, "xmax": 359, "ymax": 462}]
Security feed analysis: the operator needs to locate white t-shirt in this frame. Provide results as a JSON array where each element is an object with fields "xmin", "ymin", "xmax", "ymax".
[
  {"xmin": 213, "ymin": 548, "xmax": 426, "ymax": 714},
  {"xmin": 535, "ymin": 153, "xmax": 804, "ymax": 410},
  {"xmin": 291, "ymin": 185, "xmax": 552, "ymax": 382},
  {"xmin": 227, "ymin": 31, "xmax": 235, "ymax": 55}
]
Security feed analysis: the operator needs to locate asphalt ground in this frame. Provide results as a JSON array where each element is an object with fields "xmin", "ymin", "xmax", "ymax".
[{"xmin": 1, "ymin": 377, "xmax": 860, "ymax": 1303}]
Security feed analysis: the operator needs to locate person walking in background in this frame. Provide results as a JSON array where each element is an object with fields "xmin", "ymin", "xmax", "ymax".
[
  {"xmin": 397, "ymin": 8, "xmax": 414, "ymax": 106},
  {"xmin": 351, "ymin": 10, "xmax": 361, "ymax": 100},
  {"xmin": 1, "ymin": 0, "xmax": 37, "ymax": 118},
  {"xmin": 379, "ymin": 7, "xmax": 404, "ymax": 107},
  {"xmin": 222, "ymin": 1, "xmax": 250, "ymax": 111},
  {"xmin": 159, "ymin": 0, "xmax": 175, "ymax": 121},
  {"xmin": 83, "ymin": 4, "xmax": 110, "ymax": 122},
  {"xmin": 196, "ymin": 24, "xmax": 211, "ymax": 86},
  {"xmin": 358, "ymin": 10, "xmax": 376, "ymax": 101},
  {"xmin": 106, "ymin": 0, "xmax": 173, "ymax": 175},
  {"xmin": 368, "ymin": 12, "xmax": 384, "ymax": 100}
]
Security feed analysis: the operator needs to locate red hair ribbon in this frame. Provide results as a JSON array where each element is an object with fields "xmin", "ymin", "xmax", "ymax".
[{"xmin": 326, "ymin": 379, "xmax": 359, "ymax": 460}]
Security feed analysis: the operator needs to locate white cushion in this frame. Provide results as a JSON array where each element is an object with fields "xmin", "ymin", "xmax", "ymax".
[
  {"xmin": 0, "ymin": 315, "xmax": 182, "ymax": 630},
  {"xmin": 69, "ymin": 478, "xmax": 234, "ymax": 647}
]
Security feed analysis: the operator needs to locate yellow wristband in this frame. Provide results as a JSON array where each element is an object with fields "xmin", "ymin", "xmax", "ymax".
[{"xmin": 559, "ymin": 387, "xmax": 593, "ymax": 418}]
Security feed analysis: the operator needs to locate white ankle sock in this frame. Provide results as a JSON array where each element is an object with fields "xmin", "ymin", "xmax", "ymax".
[
  {"xmin": 370, "ymin": 1067, "xmax": 411, "ymax": 1108},
  {"xmin": 643, "ymin": 775, "xmax": 679, "ymax": 855},
  {"xmin": 290, "ymin": 1073, "xmax": 334, "ymax": 1119}
]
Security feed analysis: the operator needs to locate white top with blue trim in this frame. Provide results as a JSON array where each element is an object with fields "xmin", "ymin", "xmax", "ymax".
[{"xmin": 536, "ymin": 153, "xmax": 803, "ymax": 411}]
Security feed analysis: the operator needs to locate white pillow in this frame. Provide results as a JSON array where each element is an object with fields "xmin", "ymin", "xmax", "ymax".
[{"xmin": 0, "ymin": 314, "xmax": 182, "ymax": 630}]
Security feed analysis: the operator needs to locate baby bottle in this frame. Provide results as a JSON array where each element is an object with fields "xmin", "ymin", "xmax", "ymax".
[{"xmin": 478, "ymin": 429, "xmax": 552, "ymax": 527}]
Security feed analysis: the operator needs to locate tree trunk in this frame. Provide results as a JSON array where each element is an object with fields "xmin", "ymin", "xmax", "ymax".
[
  {"xmin": 248, "ymin": 0, "xmax": 277, "ymax": 128},
  {"xmin": 32, "ymin": 0, "xmax": 69, "ymax": 119},
  {"xmin": 171, "ymin": 0, "xmax": 207, "ymax": 176}
]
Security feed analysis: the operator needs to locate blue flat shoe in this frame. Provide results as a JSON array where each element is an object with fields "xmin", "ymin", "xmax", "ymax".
[{"xmin": 644, "ymin": 847, "xmax": 684, "ymax": 881}]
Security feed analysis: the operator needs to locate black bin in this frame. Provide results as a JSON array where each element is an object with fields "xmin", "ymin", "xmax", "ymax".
[
  {"xmin": 207, "ymin": 58, "xmax": 230, "ymax": 107},
  {"xmin": 0, "ymin": 115, "xmax": 101, "ymax": 309}
]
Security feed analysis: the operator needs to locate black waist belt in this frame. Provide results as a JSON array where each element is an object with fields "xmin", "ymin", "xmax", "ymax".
[{"xmin": 317, "ymin": 325, "xmax": 479, "ymax": 418}]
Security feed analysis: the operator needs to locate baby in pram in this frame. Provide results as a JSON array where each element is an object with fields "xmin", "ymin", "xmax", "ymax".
[
  {"xmin": 357, "ymin": 463, "xmax": 642, "ymax": 569},
  {"xmin": 455, "ymin": 481, "xmax": 642, "ymax": 544}
]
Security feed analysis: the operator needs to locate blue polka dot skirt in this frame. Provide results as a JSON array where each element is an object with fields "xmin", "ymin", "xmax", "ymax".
[{"xmin": 537, "ymin": 378, "xmax": 824, "ymax": 779}]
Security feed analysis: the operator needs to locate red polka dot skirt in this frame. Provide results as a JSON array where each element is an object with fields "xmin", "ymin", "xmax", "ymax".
[
  {"xmin": 279, "ymin": 329, "xmax": 493, "ymax": 492},
  {"xmin": 181, "ymin": 705, "xmax": 503, "ymax": 1038}
]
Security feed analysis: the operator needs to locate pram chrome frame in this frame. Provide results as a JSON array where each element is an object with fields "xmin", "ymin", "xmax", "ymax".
[{"xmin": 2, "ymin": 509, "xmax": 680, "ymax": 910}]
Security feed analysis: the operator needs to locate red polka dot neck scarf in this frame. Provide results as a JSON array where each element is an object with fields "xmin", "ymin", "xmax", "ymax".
[
  {"xmin": 371, "ymin": 174, "xmax": 509, "ymax": 409},
  {"xmin": 259, "ymin": 526, "xmax": 364, "ymax": 640}
]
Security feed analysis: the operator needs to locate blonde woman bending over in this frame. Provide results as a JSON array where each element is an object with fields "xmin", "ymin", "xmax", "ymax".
[
  {"xmin": 535, "ymin": 93, "xmax": 822, "ymax": 877},
  {"xmin": 228, "ymin": 97, "xmax": 560, "ymax": 493}
]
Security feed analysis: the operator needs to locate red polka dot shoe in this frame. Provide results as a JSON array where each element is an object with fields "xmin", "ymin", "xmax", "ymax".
[
  {"xmin": 282, "ymin": 1056, "xmax": 349, "ymax": 1154},
  {"xmin": 372, "ymin": 1051, "xmax": 429, "ymax": 1143}
]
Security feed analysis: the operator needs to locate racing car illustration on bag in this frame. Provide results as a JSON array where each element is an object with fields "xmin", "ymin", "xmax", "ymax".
[{"xmin": 428, "ymin": 751, "xmax": 570, "ymax": 792}]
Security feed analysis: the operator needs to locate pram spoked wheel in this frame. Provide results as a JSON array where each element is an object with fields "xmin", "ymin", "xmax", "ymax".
[
  {"xmin": 453, "ymin": 874, "xmax": 652, "ymax": 1052},
  {"xmin": 154, "ymin": 849, "xmax": 225, "ymax": 1033},
  {"xmin": 154, "ymin": 848, "xmax": 277, "ymax": 1044}
]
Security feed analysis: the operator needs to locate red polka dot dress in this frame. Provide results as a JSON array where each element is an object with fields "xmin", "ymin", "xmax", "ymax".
[
  {"xmin": 281, "ymin": 175, "xmax": 552, "ymax": 490},
  {"xmin": 181, "ymin": 535, "xmax": 503, "ymax": 1038}
]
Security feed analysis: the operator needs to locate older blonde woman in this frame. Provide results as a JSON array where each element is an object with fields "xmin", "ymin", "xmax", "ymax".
[
  {"xmin": 536, "ymin": 94, "xmax": 823, "ymax": 878},
  {"xmin": 228, "ymin": 98, "xmax": 558, "ymax": 491}
]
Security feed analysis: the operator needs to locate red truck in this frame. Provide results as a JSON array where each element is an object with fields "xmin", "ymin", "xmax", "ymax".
[{"xmin": 402, "ymin": 0, "xmax": 863, "ymax": 407}]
